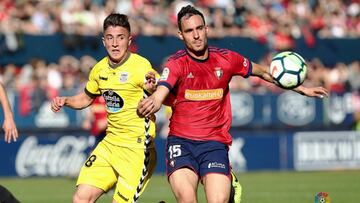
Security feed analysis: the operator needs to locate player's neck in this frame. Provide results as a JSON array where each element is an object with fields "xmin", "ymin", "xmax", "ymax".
[
  {"xmin": 108, "ymin": 51, "xmax": 130, "ymax": 68},
  {"xmin": 187, "ymin": 47, "xmax": 208, "ymax": 61}
]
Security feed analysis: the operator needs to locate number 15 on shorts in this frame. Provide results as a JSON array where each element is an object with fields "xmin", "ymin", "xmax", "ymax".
[{"xmin": 168, "ymin": 145, "xmax": 181, "ymax": 159}]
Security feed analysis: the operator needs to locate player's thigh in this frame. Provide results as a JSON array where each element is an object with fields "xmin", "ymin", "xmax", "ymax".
[
  {"xmin": 76, "ymin": 142, "xmax": 118, "ymax": 193},
  {"xmin": 198, "ymin": 141, "xmax": 231, "ymax": 202},
  {"xmin": 111, "ymin": 147, "xmax": 156, "ymax": 203},
  {"xmin": 203, "ymin": 173, "xmax": 231, "ymax": 203},
  {"xmin": 198, "ymin": 140, "xmax": 230, "ymax": 177},
  {"xmin": 169, "ymin": 168, "xmax": 199, "ymax": 202}
]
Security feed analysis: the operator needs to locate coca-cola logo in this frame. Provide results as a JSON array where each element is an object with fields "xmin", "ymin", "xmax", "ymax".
[{"xmin": 15, "ymin": 136, "xmax": 94, "ymax": 177}]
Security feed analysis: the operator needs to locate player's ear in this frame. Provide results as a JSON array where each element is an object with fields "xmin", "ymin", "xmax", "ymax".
[
  {"xmin": 128, "ymin": 35, "xmax": 132, "ymax": 46},
  {"xmin": 102, "ymin": 37, "xmax": 105, "ymax": 47},
  {"xmin": 178, "ymin": 30, "xmax": 184, "ymax": 41},
  {"xmin": 205, "ymin": 25, "xmax": 209, "ymax": 35}
]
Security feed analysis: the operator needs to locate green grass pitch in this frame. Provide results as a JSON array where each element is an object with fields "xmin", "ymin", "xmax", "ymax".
[{"xmin": 1, "ymin": 170, "xmax": 359, "ymax": 203}]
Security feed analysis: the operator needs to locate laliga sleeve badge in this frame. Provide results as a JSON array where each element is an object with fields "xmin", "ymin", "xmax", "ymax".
[{"xmin": 160, "ymin": 67, "xmax": 170, "ymax": 81}]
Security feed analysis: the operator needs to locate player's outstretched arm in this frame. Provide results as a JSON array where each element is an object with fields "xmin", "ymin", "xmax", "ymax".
[
  {"xmin": 293, "ymin": 85, "xmax": 328, "ymax": 98},
  {"xmin": 251, "ymin": 62, "xmax": 277, "ymax": 84},
  {"xmin": 251, "ymin": 62, "xmax": 328, "ymax": 98},
  {"xmin": 0, "ymin": 83, "xmax": 18, "ymax": 143},
  {"xmin": 138, "ymin": 86, "xmax": 170, "ymax": 118},
  {"xmin": 51, "ymin": 92, "xmax": 94, "ymax": 112}
]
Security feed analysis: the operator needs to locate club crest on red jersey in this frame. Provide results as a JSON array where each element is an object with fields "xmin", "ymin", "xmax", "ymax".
[{"xmin": 214, "ymin": 67, "xmax": 223, "ymax": 79}]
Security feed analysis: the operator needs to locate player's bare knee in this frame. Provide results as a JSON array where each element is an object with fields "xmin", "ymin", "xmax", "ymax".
[
  {"xmin": 72, "ymin": 190, "xmax": 95, "ymax": 203},
  {"xmin": 175, "ymin": 196, "xmax": 197, "ymax": 203},
  {"xmin": 206, "ymin": 192, "xmax": 229, "ymax": 203},
  {"xmin": 72, "ymin": 192, "xmax": 86, "ymax": 203},
  {"xmin": 173, "ymin": 190, "xmax": 197, "ymax": 203}
]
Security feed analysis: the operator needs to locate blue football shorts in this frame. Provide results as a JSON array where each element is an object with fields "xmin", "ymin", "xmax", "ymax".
[{"xmin": 166, "ymin": 135, "xmax": 231, "ymax": 178}]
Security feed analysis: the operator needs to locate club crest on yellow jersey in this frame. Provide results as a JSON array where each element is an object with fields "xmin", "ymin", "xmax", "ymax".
[{"xmin": 120, "ymin": 72, "xmax": 128, "ymax": 83}]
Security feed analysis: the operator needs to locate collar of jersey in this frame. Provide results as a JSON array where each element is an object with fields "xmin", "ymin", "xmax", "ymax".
[
  {"xmin": 186, "ymin": 47, "xmax": 209, "ymax": 63},
  {"xmin": 108, "ymin": 52, "xmax": 131, "ymax": 69}
]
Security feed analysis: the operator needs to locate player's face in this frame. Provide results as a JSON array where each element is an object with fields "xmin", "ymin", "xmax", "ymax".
[
  {"xmin": 102, "ymin": 26, "xmax": 132, "ymax": 63},
  {"xmin": 178, "ymin": 15, "xmax": 208, "ymax": 58}
]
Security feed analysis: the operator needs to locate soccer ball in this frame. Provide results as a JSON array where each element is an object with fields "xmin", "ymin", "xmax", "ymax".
[{"xmin": 269, "ymin": 51, "xmax": 307, "ymax": 89}]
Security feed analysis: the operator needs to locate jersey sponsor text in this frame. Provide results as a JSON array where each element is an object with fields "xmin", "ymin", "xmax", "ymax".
[{"xmin": 184, "ymin": 89, "xmax": 223, "ymax": 101}]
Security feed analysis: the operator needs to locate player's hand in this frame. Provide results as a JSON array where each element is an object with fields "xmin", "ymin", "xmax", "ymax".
[
  {"xmin": 296, "ymin": 86, "xmax": 329, "ymax": 98},
  {"xmin": 51, "ymin": 97, "xmax": 66, "ymax": 112},
  {"xmin": 137, "ymin": 97, "xmax": 156, "ymax": 118},
  {"xmin": 3, "ymin": 117, "xmax": 18, "ymax": 143},
  {"xmin": 145, "ymin": 71, "xmax": 157, "ymax": 93}
]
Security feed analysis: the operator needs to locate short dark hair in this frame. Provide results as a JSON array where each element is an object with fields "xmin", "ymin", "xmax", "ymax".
[
  {"xmin": 103, "ymin": 13, "xmax": 131, "ymax": 33},
  {"xmin": 177, "ymin": 5, "xmax": 205, "ymax": 31}
]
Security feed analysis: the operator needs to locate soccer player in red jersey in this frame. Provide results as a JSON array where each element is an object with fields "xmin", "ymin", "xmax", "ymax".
[{"xmin": 138, "ymin": 5, "xmax": 328, "ymax": 203}]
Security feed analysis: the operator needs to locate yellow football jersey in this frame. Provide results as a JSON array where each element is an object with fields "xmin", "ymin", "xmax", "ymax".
[{"xmin": 85, "ymin": 53, "xmax": 157, "ymax": 148}]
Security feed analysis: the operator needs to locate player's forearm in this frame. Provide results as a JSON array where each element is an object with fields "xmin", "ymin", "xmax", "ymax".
[
  {"xmin": 251, "ymin": 62, "xmax": 276, "ymax": 84},
  {"xmin": 0, "ymin": 99, "xmax": 14, "ymax": 119},
  {"xmin": 150, "ymin": 86, "xmax": 170, "ymax": 114},
  {"xmin": 150, "ymin": 93, "xmax": 165, "ymax": 114},
  {"xmin": 64, "ymin": 93, "xmax": 93, "ymax": 110},
  {"xmin": 0, "ymin": 85, "xmax": 14, "ymax": 119}
]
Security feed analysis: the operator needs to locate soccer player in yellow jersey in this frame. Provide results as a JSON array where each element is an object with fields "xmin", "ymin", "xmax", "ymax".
[{"xmin": 51, "ymin": 13, "xmax": 157, "ymax": 203}]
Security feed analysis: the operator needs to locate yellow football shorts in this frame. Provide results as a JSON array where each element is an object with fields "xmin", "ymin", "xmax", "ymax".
[{"xmin": 76, "ymin": 140, "xmax": 157, "ymax": 202}]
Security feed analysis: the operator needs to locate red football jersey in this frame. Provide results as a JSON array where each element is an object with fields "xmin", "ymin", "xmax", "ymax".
[{"xmin": 158, "ymin": 47, "xmax": 252, "ymax": 145}]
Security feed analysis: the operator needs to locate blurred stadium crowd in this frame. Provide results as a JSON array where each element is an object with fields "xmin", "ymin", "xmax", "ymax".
[
  {"xmin": 0, "ymin": 0, "xmax": 359, "ymax": 53},
  {"xmin": 1, "ymin": 54, "xmax": 359, "ymax": 117},
  {"xmin": 0, "ymin": 0, "xmax": 359, "ymax": 39},
  {"xmin": 0, "ymin": 0, "xmax": 359, "ymax": 124}
]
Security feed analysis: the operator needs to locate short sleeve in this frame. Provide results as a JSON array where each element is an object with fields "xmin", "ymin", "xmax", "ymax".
[
  {"xmin": 158, "ymin": 59, "xmax": 181, "ymax": 90},
  {"xmin": 230, "ymin": 51, "xmax": 252, "ymax": 78},
  {"xmin": 85, "ymin": 67, "xmax": 100, "ymax": 96}
]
